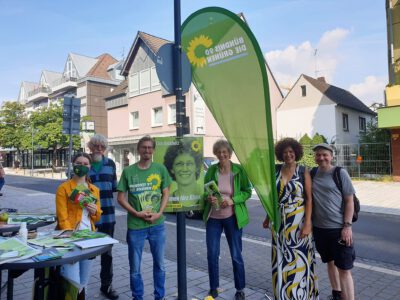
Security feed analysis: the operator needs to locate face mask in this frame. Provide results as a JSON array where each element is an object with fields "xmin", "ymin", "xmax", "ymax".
[{"xmin": 73, "ymin": 165, "xmax": 90, "ymax": 177}]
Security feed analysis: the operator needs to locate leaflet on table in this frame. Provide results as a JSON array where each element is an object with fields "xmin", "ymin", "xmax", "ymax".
[
  {"xmin": 28, "ymin": 236, "xmax": 74, "ymax": 249},
  {"xmin": 70, "ymin": 229, "xmax": 107, "ymax": 240},
  {"xmin": 0, "ymin": 237, "xmax": 42, "ymax": 264},
  {"xmin": 73, "ymin": 236, "xmax": 119, "ymax": 249},
  {"xmin": 32, "ymin": 248, "xmax": 69, "ymax": 262},
  {"xmin": 7, "ymin": 214, "xmax": 56, "ymax": 225},
  {"xmin": 28, "ymin": 230, "xmax": 107, "ymax": 248}
]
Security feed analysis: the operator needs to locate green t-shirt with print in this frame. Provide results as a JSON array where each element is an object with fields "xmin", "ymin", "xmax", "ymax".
[{"xmin": 117, "ymin": 162, "xmax": 172, "ymax": 229}]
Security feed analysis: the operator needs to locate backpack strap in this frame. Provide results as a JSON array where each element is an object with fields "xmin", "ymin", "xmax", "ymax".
[
  {"xmin": 332, "ymin": 166, "xmax": 343, "ymax": 195},
  {"xmin": 310, "ymin": 167, "xmax": 318, "ymax": 179}
]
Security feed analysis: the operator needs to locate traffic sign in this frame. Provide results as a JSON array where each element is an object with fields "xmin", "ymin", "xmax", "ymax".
[
  {"xmin": 155, "ymin": 43, "xmax": 192, "ymax": 94},
  {"xmin": 62, "ymin": 96, "xmax": 81, "ymax": 135}
]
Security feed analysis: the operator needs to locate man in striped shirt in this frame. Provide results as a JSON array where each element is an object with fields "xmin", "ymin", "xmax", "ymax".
[{"xmin": 88, "ymin": 134, "xmax": 119, "ymax": 300}]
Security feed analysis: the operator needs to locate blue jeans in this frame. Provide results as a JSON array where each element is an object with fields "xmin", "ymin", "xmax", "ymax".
[
  {"xmin": 127, "ymin": 223, "xmax": 166, "ymax": 300},
  {"xmin": 0, "ymin": 177, "xmax": 4, "ymax": 191},
  {"xmin": 60, "ymin": 259, "xmax": 94, "ymax": 291},
  {"xmin": 206, "ymin": 215, "xmax": 245, "ymax": 291}
]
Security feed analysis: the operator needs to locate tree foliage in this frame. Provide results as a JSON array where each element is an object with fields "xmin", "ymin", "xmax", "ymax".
[
  {"xmin": 0, "ymin": 101, "xmax": 28, "ymax": 151},
  {"xmin": 299, "ymin": 134, "xmax": 312, "ymax": 145},
  {"xmin": 311, "ymin": 132, "xmax": 327, "ymax": 144},
  {"xmin": 359, "ymin": 119, "xmax": 391, "ymax": 143},
  {"xmin": 1, "ymin": 100, "xmax": 81, "ymax": 168}
]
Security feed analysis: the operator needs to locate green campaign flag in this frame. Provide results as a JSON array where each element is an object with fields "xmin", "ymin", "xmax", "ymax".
[{"xmin": 182, "ymin": 7, "xmax": 279, "ymax": 231}]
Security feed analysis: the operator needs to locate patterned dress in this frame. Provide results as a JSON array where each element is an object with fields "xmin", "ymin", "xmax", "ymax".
[{"xmin": 271, "ymin": 165, "xmax": 319, "ymax": 300}]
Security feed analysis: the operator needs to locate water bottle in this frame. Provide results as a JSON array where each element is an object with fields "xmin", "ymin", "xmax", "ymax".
[{"xmin": 18, "ymin": 222, "xmax": 28, "ymax": 243}]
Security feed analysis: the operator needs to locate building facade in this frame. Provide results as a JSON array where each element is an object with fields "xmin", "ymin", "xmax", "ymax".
[
  {"xmin": 378, "ymin": 0, "xmax": 400, "ymax": 180},
  {"xmin": 277, "ymin": 74, "xmax": 376, "ymax": 144},
  {"xmin": 106, "ymin": 31, "xmax": 283, "ymax": 175}
]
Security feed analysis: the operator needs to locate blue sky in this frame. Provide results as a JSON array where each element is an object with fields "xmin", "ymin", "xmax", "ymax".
[{"xmin": 0, "ymin": 0, "xmax": 387, "ymax": 105}]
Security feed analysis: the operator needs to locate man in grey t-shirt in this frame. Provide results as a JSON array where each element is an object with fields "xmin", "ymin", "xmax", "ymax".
[{"xmin": 312, "ymin": 143, "xmax": 355, "ymax": 300}]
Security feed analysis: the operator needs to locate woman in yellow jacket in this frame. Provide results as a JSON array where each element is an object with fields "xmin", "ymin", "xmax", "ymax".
[{"xmin": 56, "ymin": 152, "xmax": 102, "ymax": 296}]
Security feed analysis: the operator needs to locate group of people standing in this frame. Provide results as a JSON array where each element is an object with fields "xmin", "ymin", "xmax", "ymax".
[
  {"xmin": 263, "ymin": 138, "xmax": 356, "ymax": 300},
  {"xmin": 55, "ymin": 134, "xmax": 356, "ymax": 300}
]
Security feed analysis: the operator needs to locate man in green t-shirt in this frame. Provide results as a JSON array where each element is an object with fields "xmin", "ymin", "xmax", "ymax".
[{"xmin": 117, "ymin": 135, "xmax": 171, "ymax": 300}]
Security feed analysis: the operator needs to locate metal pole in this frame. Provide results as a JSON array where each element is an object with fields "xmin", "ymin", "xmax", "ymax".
[
  {"xmin": 67, "ymin": 97, "xmax": 74, "ymax": 179},
  {"xmin": 31, "ymin": 125, "xmax": 34, "ymax": 176},
  {"xmin": 174, "ymin": 0, "xmax": 187, "ymax": 299},
  {"xmin": 357, "ymin": 143, "xmax": 361, "ymax": 178}
]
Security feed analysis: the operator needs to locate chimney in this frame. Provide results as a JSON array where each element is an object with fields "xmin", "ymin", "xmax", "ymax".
[{"xmin": 317, "ymin": 77, "xmax": 326, "ymax": 83}]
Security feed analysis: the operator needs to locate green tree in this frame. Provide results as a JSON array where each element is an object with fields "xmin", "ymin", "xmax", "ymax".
[
  {"xmin": 299, "ymin": 134, "xmax": 312, "ymax": 145},
  {"xmin": 311, "ymin": 133, "xmax": 327, "ymax": 144},
  {"xmin": 0, "ymin": 101, "xmax": 29, "ymax": 166},
  {"xmin": 359, "ymin": 119, "xmax": 391, "ymax": 175},
  {"xmin": 298, "ymin": 134, "xmax": 316, "ymax": 168},
  {"xmin": 26, "ymin": 102, "xmax": 80, "ymax": 168},
  {"xmin": 359, "ymin": 120, "xmax": 390, "ymax": 143}
]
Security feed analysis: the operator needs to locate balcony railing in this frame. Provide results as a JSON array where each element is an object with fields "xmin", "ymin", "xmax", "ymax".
[
  {"xmin": 51, "ymin": 76, "xmax": 77, "ymax": 87},
  {"xmin": 27, "ymin": 86, "xmax": 51, "ymax": 98},
  {"xmin": 105, "ymin": 95, "xmax": 128, "ymax": 109}
]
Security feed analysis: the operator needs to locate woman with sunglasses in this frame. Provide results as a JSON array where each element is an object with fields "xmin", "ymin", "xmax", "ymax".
[{"xmin": 55, "ymin": 152, "xmax": 102, "ymax": 298}]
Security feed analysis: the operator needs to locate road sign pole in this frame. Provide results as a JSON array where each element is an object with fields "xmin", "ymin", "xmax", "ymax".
[
  {"xmin": 174, "ymin": 0, "xmax": 187, "ymax": 299},
  {"xmin": 67, "ymin": 96, "xmax": 74, "ymax": 178}
]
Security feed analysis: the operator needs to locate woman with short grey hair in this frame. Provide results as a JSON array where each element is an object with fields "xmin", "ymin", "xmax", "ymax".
[
  {"xmin": 204, "ymin": 139, "xmax": 251, "ymax": 300},
  {"xmin": 212, "ymin": 139, "xmax": 233, "ymax": 157}
]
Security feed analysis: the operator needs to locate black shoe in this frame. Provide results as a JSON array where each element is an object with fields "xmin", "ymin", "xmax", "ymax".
[
  {"xmin": 0, "ymin": 193, "xmax": 3, "ymax": 196},
  {"xmin": 234, "ymin": 290, "xmax": 245, "ymax": 300},
  {"xmin": 100, "ymin": 285, "xmax": 119, "ymax": 299},
  {"xmin": 208, "ymin": 289, "xmax": 219, "ymax": 298}
]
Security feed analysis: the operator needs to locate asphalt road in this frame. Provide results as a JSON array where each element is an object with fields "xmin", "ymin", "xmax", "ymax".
[{"xmin": 5, "ymin": 174, "xmax": 400, "ymax": 266}]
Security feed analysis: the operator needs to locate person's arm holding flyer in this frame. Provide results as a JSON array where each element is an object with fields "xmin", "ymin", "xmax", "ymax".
[{"xmin": 205, "ymin": 181, "xmax": 223, "ymax": 210}]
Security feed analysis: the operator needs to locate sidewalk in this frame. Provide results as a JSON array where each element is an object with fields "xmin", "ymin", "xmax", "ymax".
[
  {"xmin": 5, "ymin": 167, "xmax": 400, "ymax": 216},
  {"xmin": 0, "ymin": 184, "xmax": 266, "ymax": 300},
  {"xmin": 1, "ymin": 175, "xmax": 400, "ymax": 299}
]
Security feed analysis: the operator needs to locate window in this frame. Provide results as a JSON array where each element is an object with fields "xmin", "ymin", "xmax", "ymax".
[
  {"xmin": 152, "ymin": 107, "xmax": 163, "ymax": 126},
  {"xmin": 129, "ymin": 111, "xmax": 139, "ymax": 129},
  {"xmin": 168, "ymin": 104, "xmax": 176, "ymax": 124},
  {"xmin": 140, "ymin": 69, "xmax": 150, "ymax": 94},
  {"xmin": 150, "ymin": 66, "xmax": 161, "ymax": 91},
  {"xmin": 342, "ymin": 113, "xmax": 349, "ymax": 132},
  {"xmin": 359, "ymin": 117, "xmax": 366, "ymax": 132},
  {"xmin": 129, "ymin": 73, "xmax": 139, "ymax": 96},
  {"xmin": 301, "ymin": 85, "xmax": 306, "ymax": 97}
]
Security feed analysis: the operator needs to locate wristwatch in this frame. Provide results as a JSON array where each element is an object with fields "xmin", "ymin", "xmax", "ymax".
[{"xmin": 343, "ymin": 222, "xmax": 352, "ymax": 228}]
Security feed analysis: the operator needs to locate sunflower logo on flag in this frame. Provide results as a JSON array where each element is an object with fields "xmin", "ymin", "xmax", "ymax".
[
  {"xmin": 147, "ymin": 173, "xmax": 161, "ymax": 191},
  {"xmin": 191, "ymin": 140, "xmax": 201, "ymax": 152},
  {"xmin": 187, "ymin": 35, "xmax": 213, "ymax": 68}
]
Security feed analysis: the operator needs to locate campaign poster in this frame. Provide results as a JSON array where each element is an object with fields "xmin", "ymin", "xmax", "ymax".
[{"xmin": 154, "ymin": 136, "xmax": 204, "ymax": 212}]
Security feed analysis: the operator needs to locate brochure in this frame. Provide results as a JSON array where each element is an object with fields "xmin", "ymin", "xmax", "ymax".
[
  {"xmin": 73, "ymin": 236, "xmax": 119, "ymax": 249},
  {"xmin": 204, "ymin": 181, "xmax": 223, "ymax": 209},
  {"xmin": 0, "ymin": 237, "xmax": 42, "ymax": 264},
  {"xmin": 70, "ymin": 229, "xmax": 107, "ymax": 240},
  {"xmin": 138, "ymin": 191, "xmax": 161, "ymax": 213},
  {"xmin": 32, "ymin": 248, "xmax": 67, "ymax": 262},
  {"xmin": 7, "ymin": 214, "xmax": 56, "ymax": 225},
  {"xmin": 28, "ymin": 236, "xmax": 74, "ymax": 249}
]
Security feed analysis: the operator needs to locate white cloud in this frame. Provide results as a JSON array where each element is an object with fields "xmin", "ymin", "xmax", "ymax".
[
  {"xmin": 265, "ymin": 28, "xmax": 350, "ymax": 90},
  {"xmin": 349, "ymin": 76, "xmax": 386, "ymax": 105}
]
